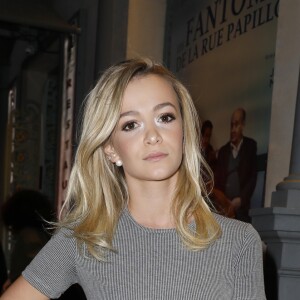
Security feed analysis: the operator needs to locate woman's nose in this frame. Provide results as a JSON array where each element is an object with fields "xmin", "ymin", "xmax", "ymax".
[{"xmin": 144, "ymin": 127, "xmax": 162, "ymax": 145}]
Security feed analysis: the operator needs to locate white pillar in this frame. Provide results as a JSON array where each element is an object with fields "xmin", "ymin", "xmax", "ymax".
[{"xmin": 264, "ymin": 0, "xmax": 300, "ymax": 207}]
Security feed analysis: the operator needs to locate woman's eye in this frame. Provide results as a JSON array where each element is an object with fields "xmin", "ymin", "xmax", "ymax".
[
  {"xmin": 158, "ymin": 113, "xmax": 175, "ymax": 123},
  {"xmin": 122, "ymin": 121, "xmax": 138, "ymax": 131}
]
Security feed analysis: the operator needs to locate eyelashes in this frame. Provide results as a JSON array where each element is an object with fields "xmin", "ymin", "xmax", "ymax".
[
  {"xmin": 158, "ymin": 113, "xmax": 175, "ymax": 124},
  {"xmin": 121, "ymin": 113, "xmax": 176, "ymax": 132},
  {"xmin": 122, "ymin": 121, "xmax": 138, "ymax": 132}
]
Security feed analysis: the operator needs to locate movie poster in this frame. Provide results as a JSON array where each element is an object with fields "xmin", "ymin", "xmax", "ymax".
[{"xmin": 165, "ymin": 0, "xmax": 279, "ymax": 217}]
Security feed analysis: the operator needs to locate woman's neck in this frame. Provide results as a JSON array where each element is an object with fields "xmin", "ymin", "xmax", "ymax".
[{"xmin": 126, "ymin": 180, "xmax": 176, "ymax": 229}]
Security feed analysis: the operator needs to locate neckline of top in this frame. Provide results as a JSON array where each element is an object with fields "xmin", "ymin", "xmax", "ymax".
[
  {"xmin": 122, "ymin": 206, "xmax": 196, "ymax": 234},
  {"xmin": 123, "ymin": 206, "xmax": 178, "ymax": 234}
]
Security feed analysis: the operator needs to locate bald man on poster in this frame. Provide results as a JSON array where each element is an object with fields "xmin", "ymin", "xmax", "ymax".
[{"xmin": 214, "ymin": 108, "xmax": 257, "ymax": 223}]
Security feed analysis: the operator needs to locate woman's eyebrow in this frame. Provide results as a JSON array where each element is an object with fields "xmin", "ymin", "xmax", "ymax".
[
  {"xmin": 119, "ymin": 110, "xmax": 139, "ymax": 118},
  {"xmin": 154, "ymin": 102, "xmax": 177, "ymax": 112},
  {"xmin": 119, "ymin": 102, "xmax": 177, "ymax": 119}
]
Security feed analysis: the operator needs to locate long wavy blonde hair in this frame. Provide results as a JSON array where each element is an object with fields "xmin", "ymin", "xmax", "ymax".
[{"xmin": 60, "ymin": 58, "xmax": 221, "ymax": 259}]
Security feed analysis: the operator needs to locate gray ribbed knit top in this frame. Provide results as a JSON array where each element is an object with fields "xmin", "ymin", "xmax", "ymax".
[{"xmin": 23, "ymin": 209, "xmax": 266, "ymax": 299}]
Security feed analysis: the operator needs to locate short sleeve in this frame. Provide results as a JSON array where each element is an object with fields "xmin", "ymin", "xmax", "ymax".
[
  {"xmin": 233, "ymin": 224, "xmax": 266, "ymax": 300},
  {"xmin": 22, "ymin": 228, "xmax": 78, "ymax": 299}
]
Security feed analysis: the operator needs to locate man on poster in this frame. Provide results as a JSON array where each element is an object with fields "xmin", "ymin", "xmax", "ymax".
[{"xmin": 215, "ymin": 108, "xmax": 257, "ymax": 222}]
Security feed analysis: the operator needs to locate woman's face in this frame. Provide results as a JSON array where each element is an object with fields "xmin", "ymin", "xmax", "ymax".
[{"xmin": 106, "ymin": 74, "xmax": 183, "ymax": 184}]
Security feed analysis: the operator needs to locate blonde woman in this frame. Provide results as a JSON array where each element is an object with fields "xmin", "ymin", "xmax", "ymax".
[{"xmin": 1, "ymin": 58, "xmax": 266, "ymax": 300}]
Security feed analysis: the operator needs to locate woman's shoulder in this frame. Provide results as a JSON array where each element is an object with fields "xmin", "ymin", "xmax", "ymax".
[
  {"xmin": 212, "ymin": 213, "xmax": 261, "ymax": 245},
  {"xmin": 44, "ymin": 226, "xmax": 77, "ymax": 249}
]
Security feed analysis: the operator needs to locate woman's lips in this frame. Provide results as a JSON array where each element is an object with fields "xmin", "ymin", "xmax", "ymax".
[{"xmin": 143, "ymin": 152, "xmax": 168, "ymax": 161}]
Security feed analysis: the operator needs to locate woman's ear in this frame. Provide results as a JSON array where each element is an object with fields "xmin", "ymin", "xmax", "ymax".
[{"xmin": 104, "ymin": 144, "xmax": 118, "ymax": 163}]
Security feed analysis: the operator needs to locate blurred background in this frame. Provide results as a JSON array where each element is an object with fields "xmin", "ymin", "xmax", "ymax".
[{"xmin": 0, "ymin": 1, "xmax": 299, "ymax": 299}]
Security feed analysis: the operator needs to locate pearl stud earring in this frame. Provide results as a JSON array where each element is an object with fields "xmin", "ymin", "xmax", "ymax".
[{"xmin": 115, "ymin": 160, "xmax": 123, "ymax": 167}]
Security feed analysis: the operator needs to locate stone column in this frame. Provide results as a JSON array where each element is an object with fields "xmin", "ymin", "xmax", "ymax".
[
  {"xmin": 274, "ymin": 67, "xmax": 300, "ymax": 198},
  {"xmin": 251, "ymin": 68, "xmax": 300, "ymax": 300}
]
